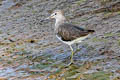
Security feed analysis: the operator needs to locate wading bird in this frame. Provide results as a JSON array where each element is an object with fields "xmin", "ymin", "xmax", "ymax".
[{"xmin": 41, "ymin": 10, "xmax": 95, "ymax": 65}]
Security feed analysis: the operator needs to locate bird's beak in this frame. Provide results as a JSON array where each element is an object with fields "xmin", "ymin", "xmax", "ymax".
[
  {"xmin": 45, "ymin": 16, "xmax": 51, "ymax": 20},
  {"xmin": 40, "ymin": 16, "xmax": 52, "ymax": 22}
]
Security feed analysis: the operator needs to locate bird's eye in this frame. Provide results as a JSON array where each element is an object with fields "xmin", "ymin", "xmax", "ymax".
[{"xmin": 55, "ymin": 13, "xmax": 57, "ymax": 15}]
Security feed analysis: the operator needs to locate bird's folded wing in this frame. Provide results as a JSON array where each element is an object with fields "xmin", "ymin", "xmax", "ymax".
[{"xmin": 57, "ymin": 23, "xmax": 90, "ymax": 41}]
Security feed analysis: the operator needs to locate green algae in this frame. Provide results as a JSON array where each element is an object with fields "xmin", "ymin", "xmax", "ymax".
[
  {"xmin": 75, "ymin": 0, "xmax": 86, "ymax": 5},
  {"xmin": 83, "ymin": 71, "xmax": 112, "ymax": 80},
  {"xmin": 92, "ymin": 37, "xmax": 108, "ymax": 42}
]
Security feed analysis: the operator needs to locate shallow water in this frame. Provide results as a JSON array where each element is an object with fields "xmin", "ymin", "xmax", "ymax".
[
  {"xmin": 0, "ymin": 0, "xmax": 15, "ymax": 11},
  {"xmin": 0, "ymin": 0, "xmax": 120, "ymax": 80}
]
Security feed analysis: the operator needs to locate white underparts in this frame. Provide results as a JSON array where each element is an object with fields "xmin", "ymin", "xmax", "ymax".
[{"xmin": 56, "ymin": 34, "xmax": 90, "ymax": 46}]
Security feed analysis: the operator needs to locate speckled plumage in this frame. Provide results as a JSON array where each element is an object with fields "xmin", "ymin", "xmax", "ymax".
[{"xmin": 57, "ymin": 23, "xmax": 94, "ymax": 41}]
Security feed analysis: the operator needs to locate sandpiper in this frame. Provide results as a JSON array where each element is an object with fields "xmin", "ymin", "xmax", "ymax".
[{"xmin": 41, "ymin": 10, "xmax": 95, "ymax": 65}]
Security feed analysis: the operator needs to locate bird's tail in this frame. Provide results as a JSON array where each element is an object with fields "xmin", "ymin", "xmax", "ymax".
[{"xmin": 87, "ymin": 30, "xmax": 95, "ymax": 33}]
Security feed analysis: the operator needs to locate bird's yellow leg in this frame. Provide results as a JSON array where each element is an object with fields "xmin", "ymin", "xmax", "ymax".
[
  {"xmin": 71, "ymin": 49, "xmax": 74, "ymax": 63},
  {"xmin": 68, "ymin": 45, "xmax": 74, "ymax": 66}
]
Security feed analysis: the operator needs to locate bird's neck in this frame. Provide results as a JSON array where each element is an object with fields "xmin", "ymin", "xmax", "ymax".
[
  {"xmin": 55, "ymin": 16, "xmax": 66, "ymax": 26},
  {"xmin": 55, "ymin": 16, "xmax": 66, "ymax": 32}
]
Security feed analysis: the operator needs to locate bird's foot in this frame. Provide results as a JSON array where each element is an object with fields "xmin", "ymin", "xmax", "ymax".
[
  {"xmin": 65, "ymin": 61, "xmax": 74, "ymax": 68},
  {"xmin": 68, "ymin": 62, "xmax": 74, "ymax": 66}
]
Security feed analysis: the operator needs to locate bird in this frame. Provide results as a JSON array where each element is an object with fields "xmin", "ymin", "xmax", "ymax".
[{"xmin": 41, "ymin": 10, "xmax": 95, "ymax": 65}]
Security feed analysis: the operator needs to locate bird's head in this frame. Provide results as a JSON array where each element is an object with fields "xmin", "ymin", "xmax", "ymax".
[
  {"xmin": 40, "ymin": 10, "xmax": 66, "ymax": 23},
  {"xmin": 47, "ymin": 10, "xmax": 64, "ymax": 19}
]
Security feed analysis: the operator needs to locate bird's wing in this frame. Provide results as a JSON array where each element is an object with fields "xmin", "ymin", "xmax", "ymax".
[{"xmin": 57, "ymin": 23, "xmax": 93, "ymax": 41}]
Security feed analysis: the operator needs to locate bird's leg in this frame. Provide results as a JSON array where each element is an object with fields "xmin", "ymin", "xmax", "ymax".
[
  {"xmin": 74, "ymin": 43, "xmax": 81, "ymax": 53},
  {"xmin": 76, "ymin": 43, "xmax": 80, "ymax": 50},
  {"xmin": 76, "ymin": 43, "xmax": 79, "ymax": 49},
  {"xmin": 67, "ymin": 45, "xmax": 74, "ymax": 66}
]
